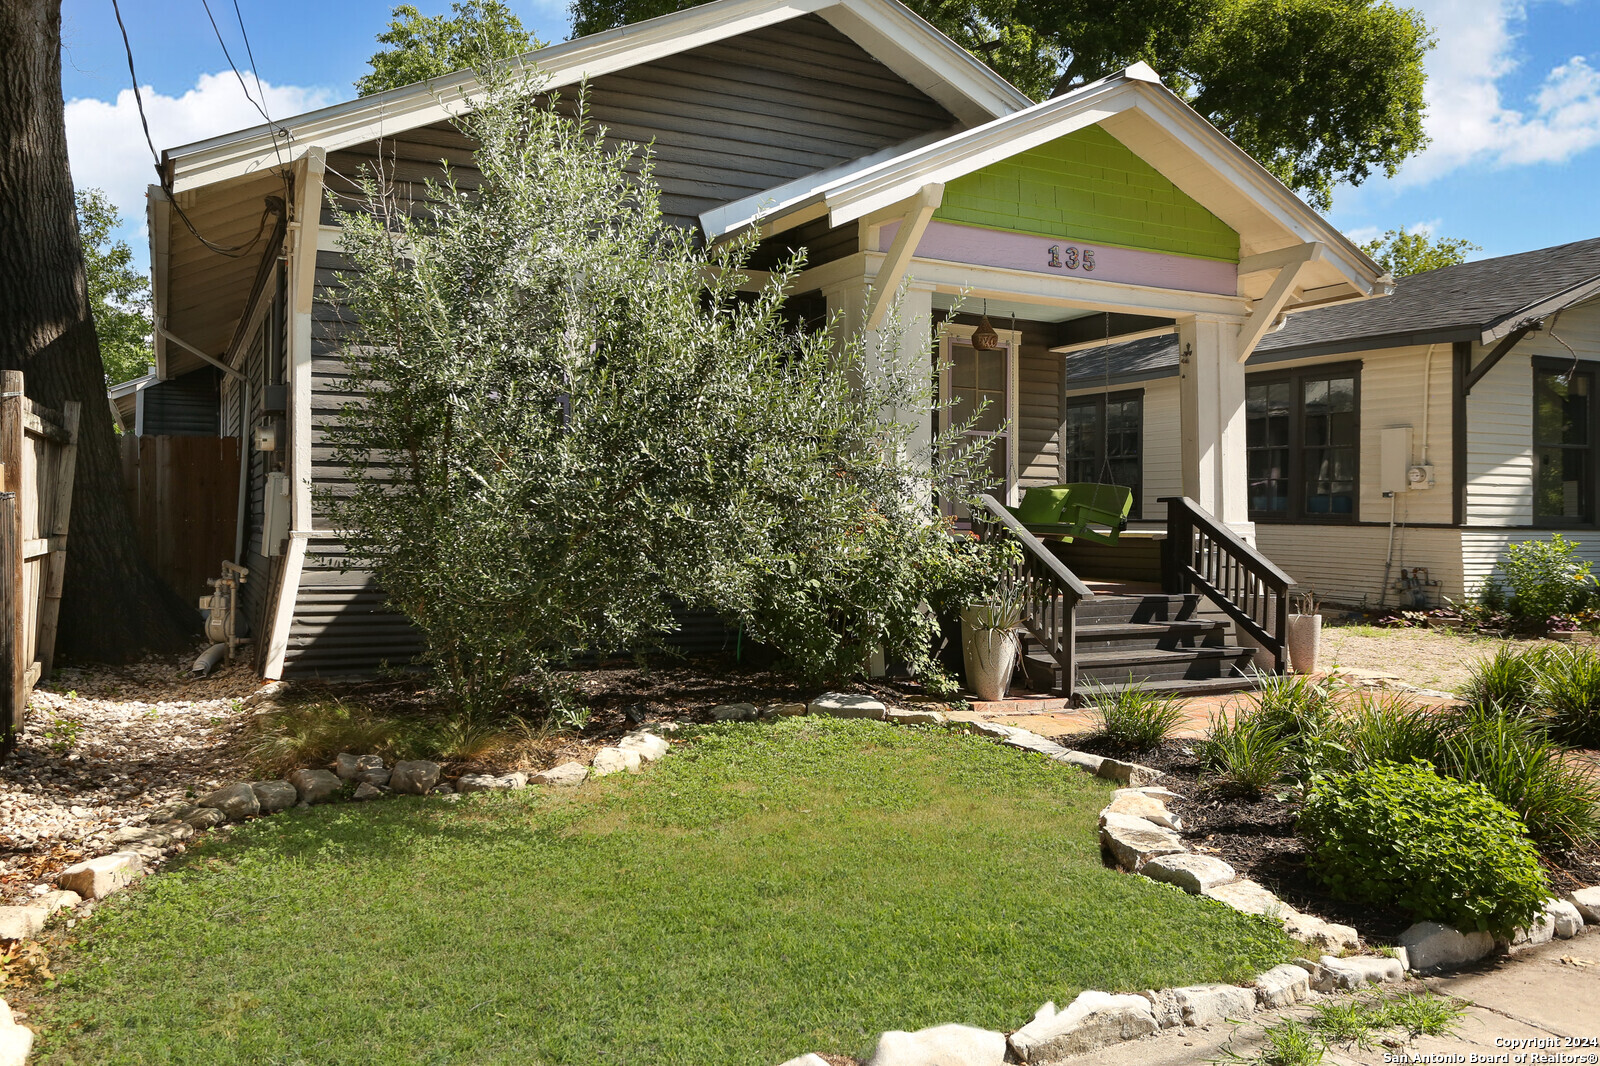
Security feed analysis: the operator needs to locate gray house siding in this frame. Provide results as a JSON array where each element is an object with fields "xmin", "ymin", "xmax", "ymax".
[
  {"xmin": 140, "ymin": 368, "xmax": 221, "ymax": 436},
  {"xmin": 216, "ymin": 258, "xmax": 287, "ymax": 649}
]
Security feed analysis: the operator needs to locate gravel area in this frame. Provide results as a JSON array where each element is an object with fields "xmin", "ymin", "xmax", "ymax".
[
  {"xmin": 1320, "ymin": 624, "xmax": 1556, "ymax": 692},
  {"xmin": 0, "ymin": 656, "xmax": 266, "ymax": 905}
]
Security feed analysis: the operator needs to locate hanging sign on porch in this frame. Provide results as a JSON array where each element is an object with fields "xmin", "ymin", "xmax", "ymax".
[{"xmin": 877, "ymin": 220, "xmax": 1238, "ymax": 296}]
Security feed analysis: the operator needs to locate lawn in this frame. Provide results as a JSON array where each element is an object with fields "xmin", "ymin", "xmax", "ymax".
[{"xmin": 32, "ymin": 718, "xmax": 1288, "ymax": 1065}]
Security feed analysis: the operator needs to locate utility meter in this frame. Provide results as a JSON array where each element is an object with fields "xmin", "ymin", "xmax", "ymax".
[{"xmin": 253, "ymin": 420, "xmax": 279, "ymax": 452}]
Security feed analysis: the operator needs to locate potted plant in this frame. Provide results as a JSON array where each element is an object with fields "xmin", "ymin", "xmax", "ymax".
[
  {"xmin": 961, "ymin": 582, "xmax": 1024, "ymax": 701},
  {"xmin": 1286, "ymin": 590, "xmax": 1322, "ymax": 675}
]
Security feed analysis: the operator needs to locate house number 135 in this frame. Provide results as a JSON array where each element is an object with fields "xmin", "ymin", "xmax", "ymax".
[{"xmin": 1047, "ymin": 245, "xmax": 1096, "ymax": 271}]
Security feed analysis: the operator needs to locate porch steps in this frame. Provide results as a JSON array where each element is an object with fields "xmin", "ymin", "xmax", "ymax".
[{"xmin": 1021, "ymin": 593, "xmax": 1257, "ymax": 698}]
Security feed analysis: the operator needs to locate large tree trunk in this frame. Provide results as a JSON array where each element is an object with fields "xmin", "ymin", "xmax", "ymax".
[{"xmin": 0, "ymin": 0, "xmax": 196, "ymax": 661}]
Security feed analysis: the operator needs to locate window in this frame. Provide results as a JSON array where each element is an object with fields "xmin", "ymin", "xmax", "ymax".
[
  {"xmin": 1534, "ymin": 360, "xmax": 1596, "ymax": 524},
  {"xmin": 941, "ymin": 325, "xmax": 1019, "ymax": 504},
  {"xmin": 1246, "ymin": 364, "xmax": 1359, "ymax": 522},
  {"xmin": 1062, "ymin": 391, "xmax": 1142, "ymax": 518}
]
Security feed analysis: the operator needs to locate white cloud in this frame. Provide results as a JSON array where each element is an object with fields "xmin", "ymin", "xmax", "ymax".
[
  {"xmin": 65, "ymin": 72, "xmax": 336, "ymax": 236},
  {"xmin": 1397, "ymin": 0, "xmax": 1600, "ymax": 184}
]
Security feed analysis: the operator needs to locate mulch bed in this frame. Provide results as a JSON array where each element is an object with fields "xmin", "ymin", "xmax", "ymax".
[{"xmin": 1058, "ymin": 734, "xmax": 1600, "ymax": 943}]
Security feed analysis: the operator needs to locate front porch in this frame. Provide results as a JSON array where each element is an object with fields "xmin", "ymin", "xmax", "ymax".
[{"xmin": 976, "ymin": 493, "xmax": 1293, "ymax": 703}]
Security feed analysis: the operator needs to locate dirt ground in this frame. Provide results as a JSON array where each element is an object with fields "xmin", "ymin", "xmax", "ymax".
[{"xmin": 1319, "ymin": 623, "xmax": 1557, "ymax": 693}]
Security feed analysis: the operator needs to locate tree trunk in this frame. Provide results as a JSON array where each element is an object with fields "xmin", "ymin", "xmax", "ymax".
[{"xmin": 0, "ymin": 0, "xmax": 196, "ymax": 661}]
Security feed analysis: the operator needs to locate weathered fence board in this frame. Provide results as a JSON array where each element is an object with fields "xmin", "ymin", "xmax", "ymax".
[
  {"xmin": 1, "ymin": 370, "xmax": 82, "ymax": 748},
  {"xmin": 120, "ymin": 435, "xmax": 241, "ymax": 605}
]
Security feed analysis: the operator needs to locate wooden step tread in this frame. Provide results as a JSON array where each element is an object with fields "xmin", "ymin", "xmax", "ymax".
[
  {"xmin": 1062, "ymin": 645, "xmax": 1252, "ymax": 668},
  {"xmin": 1073, "ymin": 621, "xmax": 1225, "ymax": 639},
  {"xmin": 1078, "ymin": 676, "xmax": 1257, "ymax": 697}
]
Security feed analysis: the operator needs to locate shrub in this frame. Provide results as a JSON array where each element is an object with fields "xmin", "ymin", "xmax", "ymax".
[
  {"xmin": 1339, "ymin": 692, "xmax": 1451, "ymax": 772},
  {"xmin": 323, "ymin": 73, "xmax": 1002, "ymax": 713},
  {"xmin": 1298, "ymin": 762, "xmax": 1550, "ymax": 938},
  {"xmin": 1439, "ymin": 710, "xmax": 1600, "ymax": 847},
  {"xmin": 1084, "ymin": 681, "xmax": 1187, "ymax": 752},
  {"xmin": 1458, "ymin": 644, "xmax": 1551, "ymax": 713},
  {"xmin": 1497, "ymin": 534, "xmax": 1596, "ymax": 626},
  {"xmin": 1196, "ymin": 707, "xmax": 1289, "ymax": 794},
  {"xmin": 1246, "ymin": 670, "xmax": 1348, "ymax": 781},
  {"xmin": 1534, "ymin": 645, "xmax": 1600, "ymax": 748}
]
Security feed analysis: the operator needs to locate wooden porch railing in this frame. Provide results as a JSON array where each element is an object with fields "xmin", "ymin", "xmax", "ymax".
[
  {"xmin": 974, "ymin": 493, "xmax": 1093, "ymax": 697},
  {"xmin": 1159, "ymin": 496, "xmax": 1294, "ymax": 672}
]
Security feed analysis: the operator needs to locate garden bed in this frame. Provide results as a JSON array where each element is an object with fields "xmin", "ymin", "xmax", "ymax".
[{"xmin": 1064, "ymin": 732, "xmax": 1600, "ymax": 944}]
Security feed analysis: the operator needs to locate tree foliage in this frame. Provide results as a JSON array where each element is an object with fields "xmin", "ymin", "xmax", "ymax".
[
  {"xmin": 570, "ymin": 0, "xmax": 1431, "ymax": 210},
  {"xmin": 323, "ymin": 75, "xmax": 1005, "ymax": 714},
  {"xmin": 75, "ymin": 188, "xmax": 152, "ymax": 386},
  {"xmin": 1359, "ymin": 226, "xmax": 1480, "ymax": 278},
  {"xmin": 356, "ymin": 1, "xmax": 539, "ymax": 96}
]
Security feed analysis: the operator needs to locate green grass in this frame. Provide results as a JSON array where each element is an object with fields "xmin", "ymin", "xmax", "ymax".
[{"xmin": 34, "ymin": 719, "xmax": 1289, "ymax": 1065}]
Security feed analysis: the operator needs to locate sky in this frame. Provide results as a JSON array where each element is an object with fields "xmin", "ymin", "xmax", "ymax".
[{"xmin": 59, "ymin": 0, "xmax": 1600, "ymax": 273}]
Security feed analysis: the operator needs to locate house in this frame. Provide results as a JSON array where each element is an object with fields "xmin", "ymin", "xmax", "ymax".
[
  {"xmin": 1062, "ymin": 238, "xmax": 1600, "ymax": 610},
  {"xmin": 143, "ymin": 0, "xmax": 1388, "ymax": 685}
]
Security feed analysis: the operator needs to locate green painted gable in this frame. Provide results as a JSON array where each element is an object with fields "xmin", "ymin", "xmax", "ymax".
[{"xmin": 934, "ymin": 126, "xmax": 1239, "ymax": 262}]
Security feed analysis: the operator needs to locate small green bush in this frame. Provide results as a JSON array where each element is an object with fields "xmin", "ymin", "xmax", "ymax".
[
  {"xmin": 1439, "ymin": 710, "xmax": 1600, "ymax": 847},
  {"xmin": 1339, "ymin": 693, "xmax": 1451, "ymax": 772},
  {"xmin": 1197, "ymin": 707, "xmax": 1289, "ymax": 795},
  {"xmin": 1458, "ymin": 645, "xmax": 1550, "ymax": 713},
  {"xmin": 1534, "ymin": 645, "xmax": 1600, "ymax": 748},
  {"xmin": 1084, "ymin": 681, "xmax": 1186, "ymax": 752},
  {"xmin": 1299, "ymin": 762, "xmax": 1550, "ymax": 938},
  {"xmin": 1497, "ymin": 534, "xmax": 1596, "ymax": 626}
]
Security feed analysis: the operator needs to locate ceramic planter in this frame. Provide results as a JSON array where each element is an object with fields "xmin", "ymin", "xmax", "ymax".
[
  {"xmin": 960, "ymin": 608, "xmax": 1020, "ymax": 701},
  {"xmin": 1286, "ymin": 613, "xmax": 1322, "ymax": 674}
]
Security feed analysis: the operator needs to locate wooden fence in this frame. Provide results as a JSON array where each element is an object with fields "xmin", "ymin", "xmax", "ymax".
[
  {"xmin": 1, "ymin": 370, "xmax": 81, "ymax": 745},
  {"xmin": 120, "ymin": 434, "xmax": 240, "ymax": 605}
]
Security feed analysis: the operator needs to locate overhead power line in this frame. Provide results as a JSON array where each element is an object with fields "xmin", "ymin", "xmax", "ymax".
[{"xmin": 109, "ymin": 0, "xmax": 281, "ymax": 259}]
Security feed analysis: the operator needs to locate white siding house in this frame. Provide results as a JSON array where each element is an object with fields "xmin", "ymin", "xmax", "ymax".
[{"xmin": 1063, "ymin": 239, "xmax": 1600, "ymax": 608}]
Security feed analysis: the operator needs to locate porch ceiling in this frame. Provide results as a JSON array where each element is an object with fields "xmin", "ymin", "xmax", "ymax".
[
  {"xmin": 931, "ymin": 293, "xmax": 1096, "ymax": 325},
  {"xmin": 150, "ymin": 170, "xmax": 288, "ymax": 379}
]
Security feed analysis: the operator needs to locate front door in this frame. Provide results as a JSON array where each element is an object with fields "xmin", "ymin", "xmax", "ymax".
[{"xmin": 941, "ymin": 321, "xmax": 1019, "ymax": 512}]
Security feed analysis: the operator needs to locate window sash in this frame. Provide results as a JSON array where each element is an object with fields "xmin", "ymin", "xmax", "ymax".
[
  {"xmin": 1062, "ymin": 390, "xmax": 1142, "ymax": 519},
  {"xmin": 1533, "ymin": 361, "xmax": 1597, "ymax": 524},
  {"xmin": 1246, "ymin": 363, "xmax": 1361, "ymax": 523}
]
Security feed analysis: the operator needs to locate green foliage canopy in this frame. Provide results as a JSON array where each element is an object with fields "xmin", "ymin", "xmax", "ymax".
[
  {"xmin": 569, "ymin": 0, "xmax": 1432, "ymax": 210},
  {"xmin": 323, "ymin": 74, "xmax": 1004, "ymax": 714},
  {"xmin": 356, "ymin": 1, "xmax": 539, "ymax": 95},
  {"xmin": 1360, "ymin": 227, "xmax": 1480, "ymax": 278},
  {"xmin": 76, "ymin": 188, "xmax": 152, "ymax": 386}
]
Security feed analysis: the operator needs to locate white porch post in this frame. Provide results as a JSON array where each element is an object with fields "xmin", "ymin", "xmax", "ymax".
[
  {"xmin": 825, "ymin": 279, "xmax": 936, "ymax": 469},
  {"xmin": 1177, "ymin": 314, "xmax": 1253, "ymax": 540}
]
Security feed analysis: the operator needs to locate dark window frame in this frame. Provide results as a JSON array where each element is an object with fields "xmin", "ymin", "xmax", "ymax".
[
  {"xmin": 1246, "ymin": 361, "xmax": 1362, "ymax": 524},
  {"xmin": 1061, "ymin": 388, "xmax": 1143, "ymax": 519},
  {"xmin": 1532, "ymin": 355, "xmax": 1599, "ymax": 528}
]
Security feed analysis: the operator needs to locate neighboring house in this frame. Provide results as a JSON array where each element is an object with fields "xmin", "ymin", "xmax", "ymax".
[
  {"xmin": 1062, "ymin": 238, "xmax": 1600, "ymax": 608},
  {"xmin": 109, "ymin": 368, "xmax": 222, "ymax": 437},
  {"xmin": 143, "ymin": 0, "xmax": 1387, "ymax": 679}
]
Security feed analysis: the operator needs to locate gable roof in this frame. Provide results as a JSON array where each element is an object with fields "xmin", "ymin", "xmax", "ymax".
[
  {"xmin": 1256, "ymin": 236, "xmax": 1600, "ymax": 357},
  {"xmin": 1063, "ymin": 236, "xmax": 1600, "ymax": 390},
  {"xmin": 703, "ymin": 63, "xmax": 1386, "ymax": 305},
  {"xmin": 161, "ymin": 0, "xmax": 1030, "ymax": 193}
]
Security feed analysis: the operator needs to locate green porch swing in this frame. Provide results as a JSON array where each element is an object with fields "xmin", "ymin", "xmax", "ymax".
[{"xmin": 1004, "ymin": 313, "xmax": 1135, "ymax": 546}]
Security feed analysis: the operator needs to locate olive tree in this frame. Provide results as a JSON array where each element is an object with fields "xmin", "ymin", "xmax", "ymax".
[{"xmin": 322, "ymin": 75, "xmax": 1003, "ymax": 715}]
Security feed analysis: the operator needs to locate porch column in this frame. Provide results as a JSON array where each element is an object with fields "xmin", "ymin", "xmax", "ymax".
[
  {"xmin": 825, "ymin": 279, "xmax": 937, "ymax": 469},
  {"xmin": 1177, "ymin": 314, "xmax": 1253, "ymax": 540}
]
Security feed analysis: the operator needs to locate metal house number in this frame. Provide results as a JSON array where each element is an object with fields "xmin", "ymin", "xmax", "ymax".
[{"xmin": 1047, "ymin": 245, "xmax": 1096, "ymax": 272}]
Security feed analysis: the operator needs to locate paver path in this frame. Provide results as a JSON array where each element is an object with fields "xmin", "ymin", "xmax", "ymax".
[{"xmin": 1085, "ymin": 938, "xmax": 1597, "ymax": 1065}]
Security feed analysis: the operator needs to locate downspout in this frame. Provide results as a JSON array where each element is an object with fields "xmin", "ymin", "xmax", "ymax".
[
  {"xmin": 1419, "ymin": 344, "xmax": 1436, "ymax": 466},
  {"xmin": 235, "ymin": 378, "xmax": 250, "ymax": 563}
]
